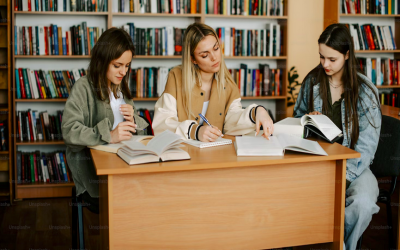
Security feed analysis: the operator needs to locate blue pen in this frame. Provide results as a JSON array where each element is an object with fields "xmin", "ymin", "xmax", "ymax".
[{"xmin": 198, "ymin": 113, "xmax": 212, "ymax": 127}]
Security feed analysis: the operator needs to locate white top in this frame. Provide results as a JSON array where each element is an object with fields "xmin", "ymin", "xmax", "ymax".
[
  {"xmin": 109, "ymin": 90, "xmax": 127, "ymax": 130},
  {"xmin": 199, "ymin": 101, "xmax": 210, "ymax": 125}
]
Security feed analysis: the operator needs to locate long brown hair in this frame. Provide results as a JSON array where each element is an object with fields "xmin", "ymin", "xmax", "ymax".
[
  {"xmin": 181, "ymin": 23, "xmax": 236, "ymax": 118},
  {"xmin": 298, "ymin": 23, "xmax": 380, "ymax": 149},
  {"xmin": 87, "ymin": 27, "xmax": 134, "ymax": 101}
]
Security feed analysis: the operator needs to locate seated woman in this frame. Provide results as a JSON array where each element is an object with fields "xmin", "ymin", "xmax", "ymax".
[
  {"xmin": 61, "ymin": 28, "xmax": 148, "ymax": 208},
  {"xmin": 293, "ymin": 23, "xmax": 381, "ymax": 250},
  {"xmin": 153, "ymin": 23, "xmax": 274, "ymax": 141}
]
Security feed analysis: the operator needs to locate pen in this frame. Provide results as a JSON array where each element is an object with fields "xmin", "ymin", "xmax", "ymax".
[{"xmin": 198, "ymin": 113, "xmax": 212, "ymax": 127}]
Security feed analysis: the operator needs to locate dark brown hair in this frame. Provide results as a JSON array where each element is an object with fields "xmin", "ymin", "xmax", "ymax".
[
  {"xmin": 87, "ymin": 27, "xmax": 134, "ymax": 101},
  {"xmin": 298, "ymin": 23, "xmax": 380, "ymax": 149}
]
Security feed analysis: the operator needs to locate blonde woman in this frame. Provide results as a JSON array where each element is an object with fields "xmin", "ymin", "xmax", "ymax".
[{"xmin": 152, "ymin": 23, "xmax": 274, "ymax": 142}]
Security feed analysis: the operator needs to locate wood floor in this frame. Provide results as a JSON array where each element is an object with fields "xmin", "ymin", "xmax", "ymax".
[{"xmin": 0, "ymin": 177, "xmax": 397, "ymax": 250}]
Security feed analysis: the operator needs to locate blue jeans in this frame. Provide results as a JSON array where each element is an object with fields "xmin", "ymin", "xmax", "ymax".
[{"xmin": 344, "ymin": 168, "xmax": 380, "ymax": 250}]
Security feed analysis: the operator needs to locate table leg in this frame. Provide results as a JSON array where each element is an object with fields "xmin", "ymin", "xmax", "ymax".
[
  {"xmin": 333, "ymin": 159, "xmax": 346, "ymax": 250},
  {"xmin": 99, "ymin": 175, "xmax": 110, "ymax": 250}
]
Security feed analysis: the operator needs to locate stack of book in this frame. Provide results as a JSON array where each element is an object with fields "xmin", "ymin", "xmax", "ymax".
[
  {"xmin": 15, "ymin": 0, "xmax": 108, "ymax": 12},
  {"xmin": 380, "ymin": 92, "xmax": 400, "ymax": 107},
  {"xmin": 342, "ymin": 0, "xmax": 399, "ymax": 14},
  {"xmin": 129, "ymin": 67, "xmax": 170, "ymax": 98},
  {"xmin": 114, "ymin": 0, "xmax": 199, "ymax": 13},
  {"xmin": 122, "ymin": 23, "xmax": 185, "ymax": 56},
  {"xmin": 15, "ymin": 68, "xmax": 86, "ymax": 99},
  {"xmin": 16, "ymin": 151, "xmax": 72, "ymax": 184},
  {"xmin": 206, "ymin": 0, "xmax": 284, "ymax": 16},
  {"xmin": 14, "ymin": 22, "xmax": 104, "ymax": 56},
  {"xmin": 216, "ymin": 24, "xmax": 282, "ymax": 57},
  {"xmin": 229, "ymin": 63, "xmax": 282, "ymax": 97},
  {"xmin": 357, "ymin": 57, "xmax": 399, "ymax": 86},
  {"xmin": 345, "ymin": 23, "xmax": 396, "ymax": 51},
  {"xmin": 16, "ymin": 110, "xmax": 64, "ymax": 142},
  {"xmin": 0, "ymin": 120, "xmax": 7, "ymax": 151},
  {"xmin": 136, "ymin": 108, "xmax": 154, "ymax": 135}
]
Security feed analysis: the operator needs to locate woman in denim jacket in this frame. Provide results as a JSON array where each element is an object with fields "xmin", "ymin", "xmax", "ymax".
[{"xmin": 293, "ymin": 23, "xmax": 381, "ymax": 250}]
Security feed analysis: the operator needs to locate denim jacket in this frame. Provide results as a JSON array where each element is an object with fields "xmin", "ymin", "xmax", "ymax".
[{"xmin": 293, "ymin": 73, "xmax": 381, "ymax": 182}]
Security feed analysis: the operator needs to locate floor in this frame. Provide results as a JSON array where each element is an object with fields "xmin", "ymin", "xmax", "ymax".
[{"xmin": 0, "ymin": 177, "xmax": 397, "ymax": 250}]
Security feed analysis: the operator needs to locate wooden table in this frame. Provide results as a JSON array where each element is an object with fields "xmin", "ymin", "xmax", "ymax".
[
  {"xmin": 91, "ymin": 136, "xmax": 359, "ymax": 250},
  {"xmin": 381, "ymin": 105, "xmax": 400, "ymax": 249}
]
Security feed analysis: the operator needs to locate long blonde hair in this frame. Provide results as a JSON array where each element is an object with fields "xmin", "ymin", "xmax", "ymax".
[{"xmin": 181, "ymin": 23, "xmax": 236, "ymax": 118}]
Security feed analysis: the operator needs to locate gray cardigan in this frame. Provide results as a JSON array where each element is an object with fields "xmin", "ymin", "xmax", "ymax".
[{"xmin": 61, "ymin": 76, "xmax": 148, "ymax": 198}]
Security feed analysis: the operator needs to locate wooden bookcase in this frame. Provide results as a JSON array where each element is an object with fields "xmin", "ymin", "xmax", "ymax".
[
  {"xmin": 0, "ymin": 0, "xmax": 12, "ymax": 203},
  {"xmin": 12, "ymin": 0, "xmax": 289, "ymax": 199},
  {"xmin": 324, "ymin": 0, "xmax": 400, "ymax": 90}
]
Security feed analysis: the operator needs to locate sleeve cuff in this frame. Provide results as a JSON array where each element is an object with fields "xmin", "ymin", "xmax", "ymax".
[
  {"xmin": 249, "ymin": 107, "xmax": 257, "ymax": 124},
  {"xmin": 189, "ymin": 123, "xmax": 202, "ymax": 141},
  {"xmin": 97, "ymin": 118, "xmax": 112, "ymax": 143}
]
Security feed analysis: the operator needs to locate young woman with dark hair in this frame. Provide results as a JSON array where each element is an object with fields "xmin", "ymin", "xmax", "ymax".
[
  {"xmin": 61, "ymin": 28, "xmax": 148, "ymax": 207},
  {"xmin": 294, "ymin": 23, "xmax": 381, "ymax": 250}
]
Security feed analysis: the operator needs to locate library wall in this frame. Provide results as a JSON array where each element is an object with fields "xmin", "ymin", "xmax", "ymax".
[{"xmin": 287, "ymin": 0, "xmax": 324, "ymax": 116}]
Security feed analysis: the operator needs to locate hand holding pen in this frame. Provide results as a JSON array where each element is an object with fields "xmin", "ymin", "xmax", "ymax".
[{"xmin": 197, "ymin": 113, "xmax": 223, "ymax": 142}]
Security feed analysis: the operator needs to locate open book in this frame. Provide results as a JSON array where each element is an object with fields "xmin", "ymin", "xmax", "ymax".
[
  {"xmin": 235, "ymin": 134, "xmax": 327, "ymax": 156},
  {"xmin": 117, "ymin": 130, "xmax": 190, "ymax": 165},
  {"xmin": 88, "ymin": 135, "xmax": 153, "ymax": 153},
  {"xmin": 301, "ymin": 115, "xmax": 343, "ymax": 143}
]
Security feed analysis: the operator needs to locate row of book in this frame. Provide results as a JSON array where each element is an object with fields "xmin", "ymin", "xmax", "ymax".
[
  {"xmin": 15, "ymin": 23, "xmax": 104, "ymax": 56},
  {"xmin": 357, "ymin": 57, "xmax": 400, "ymax": 86},
  {"xmin": 14, "ymin": 0, "xmax": 108, "ymax": 12},
  {"xmin": 0, "ymin": 121, "xmax": 7, "ymax": 151},
  {"xmin": 216, "ymin": 24, "xmax": 282, "ymax": 57},
  {"xmin": 114, "ymin": 0, "xmax": 199, "ymax": 13},
  {"xmin": 342, "ymin": 0, "xmax": 400, "ymax": 15},
  {"xmin": 122, "ymin": 24, "xmax": 185, "ymax": 56},
  {"xmin": 229, "ymin": 63, "xmax": 282, "ymax": 97},
  {"xmin": 17, "ymin": 110, "xmax": 64, "ymax": 142},
  {"xmin": 16, "ymin": 151, "xmax": 72, "ymax": 184},
  {"xmin": 345, "ymin": 23, "xmax": 397, "ymax": 51},
  {"xmin": 129, "ymin": 67, "xmax": 169, "ymax": 98},
  {"xmin": 15, "ymin": 68, "xmax": 86, "ymax": 99},
  {"xmin": 380, "ymin": 92, "xmax": 400, "ymax": 107},
  {"xmin": 205, "ymin": 0, "xmax": 284, "ymax": 16}
]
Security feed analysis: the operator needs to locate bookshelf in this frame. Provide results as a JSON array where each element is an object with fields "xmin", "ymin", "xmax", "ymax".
[
  {"xmin": 0, "ymin": 0, "xmax": 11, "ymax": 202},
  {"xmin": 324, "ymin": 0, "xmax": 400, "ymax": 93},
  {"xmin": 12, "ymin": 0, "xmax": 289, "ymax": 199}
]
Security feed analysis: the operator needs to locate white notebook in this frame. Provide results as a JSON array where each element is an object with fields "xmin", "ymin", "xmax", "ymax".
[
  {"xmin": 235, "ymin": 134, "xmax": 327, "ymax": 156},
  {"xmin": 184, "ymin": 137, "xmax": 232, "ymax": 148}
]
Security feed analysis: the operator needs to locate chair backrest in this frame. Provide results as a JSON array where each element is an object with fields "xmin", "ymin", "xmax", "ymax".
[{"xmin": 370, "ymin": 115, "xmax": 400, "ymax": 178}]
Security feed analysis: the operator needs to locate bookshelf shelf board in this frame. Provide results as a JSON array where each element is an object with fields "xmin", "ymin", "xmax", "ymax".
[
  {"xmin": 0, "ymin": 183, "xmax": 9, "ymax": 196},
  {"xmin": 355, "ymin": 50, "xmax": 400, "ymax": 53},
  {"xmin": 376, "ymin": 85, "xmax": 400, "ymax": 89},
  {"xmin": 16, "ymin": 140, "xmax": 65, "ymax": 145},
  {"xmin": 15, "ymin": 55, "xmax": 90, "ymax": 59},
  {"xmin": 0, "ymin": 23, "xmax": 7, "ymax": 25},
  {"xmin": 15, "ymin": 99, "xmax": 68, "ymax": 102},
  {"xmin": 112, "ymin": 13, "xmax": 202, "ymax": 17},
  {"xmin": 0, "ymin": 108, "xmax": 8, "ymax": 112},
  {"xmin": 205, "ymin": 14, "xmax": 288, "ymax": 19},
  {"xmin": 242, "ymin": 96, "xmax": 286, "ymax": 100},
  {"xmin": 133, "ymin": 98, "xmax": 159, "ymax": 101},
  {"xmin": 0, "ymin": 151, "xmax": 9, "ymax": 155},
  {"xmin": 17, "ymin": 182, "xmax": 75, "ymax": 188},
  {"xmin": 225, "ymin": 56, "xmax": 287, "ymax": 60},
  {"xmin": 14, "ymin": 11, "xmax": 109, "ymax": 15},
  {"xmin": 340, "ymin": 14, "xmax": 400, "ymax": 17},
  {"xmin": 0, "ymin": 66, "xmax": 7, "ymax": 68}
]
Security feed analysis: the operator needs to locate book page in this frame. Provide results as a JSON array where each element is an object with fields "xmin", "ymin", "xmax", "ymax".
[
  {"xmin": 235, "ymin": 136, "xmax": 284, "ymax": 156},
  {"xmin": 184, "ymin": 137, "xmax": 232, "ymax": 148},
  {"xmin": 301, "ymin": 115, "xmax": 342, "ymax": 141},
  {"xmin": 276, "ymin": 134, "xmax": 327, "ymax": 156},
  {"xmin": 145, "ymin": 130, "xmax": 184, "ymax": 156},
  {"xmin": 89, "ymin": 135, "xmax": 153, "ymax": 152}
]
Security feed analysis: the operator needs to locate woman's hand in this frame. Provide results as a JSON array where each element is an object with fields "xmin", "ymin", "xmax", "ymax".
[
  {"xmin": 308, "ymin": 111, "xmax": 322, "ymax": 115},
  {"xmin": 255, "ymin": 107, "xmax": 274, "ymax": 140},
  {"xmin": 198, "ymin": 125, "xmax": 222, "ymax": 142},
  {"xmin": 120, "ymin": 104, "xmax": 135, "ymax": 122},
  {"xmin": 110, "ymin": 121, "xmax": 137, "ymax": 143}
]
